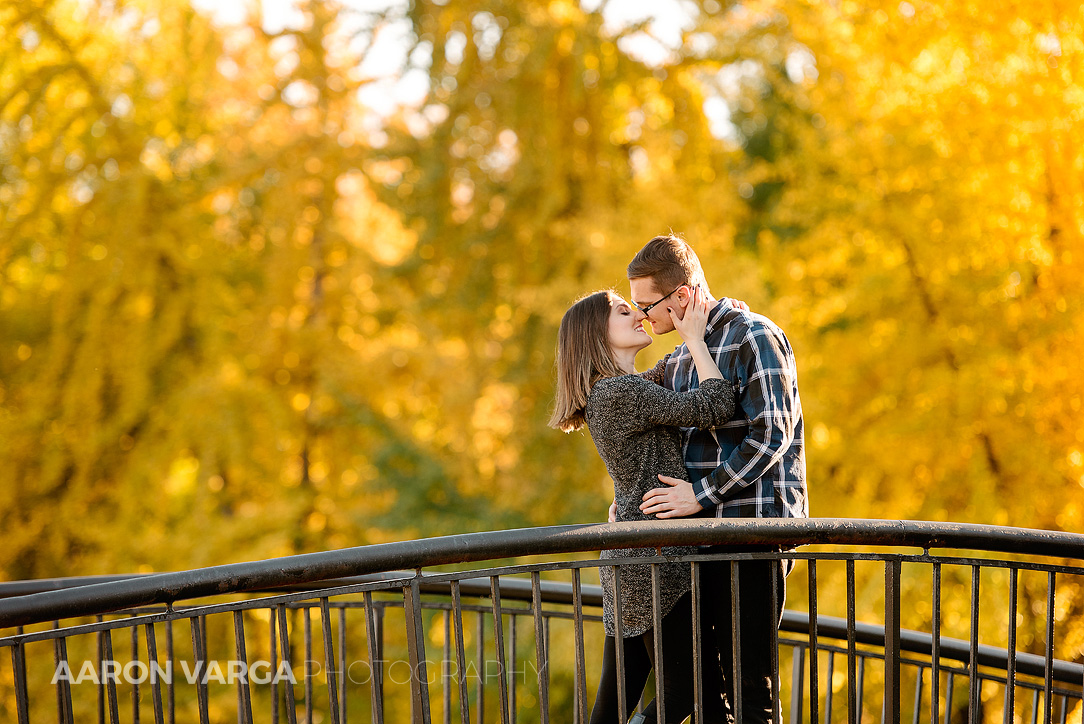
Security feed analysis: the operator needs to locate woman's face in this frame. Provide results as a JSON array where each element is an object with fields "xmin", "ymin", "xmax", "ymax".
[{"xmin": 607, "ymin": 295, "xmax": 652, "ymax": 355}]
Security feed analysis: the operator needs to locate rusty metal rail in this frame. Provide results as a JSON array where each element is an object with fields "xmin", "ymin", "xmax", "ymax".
[{"xmin": 1, "ymin": 519, "xmax": 1082, "ymax": 724}]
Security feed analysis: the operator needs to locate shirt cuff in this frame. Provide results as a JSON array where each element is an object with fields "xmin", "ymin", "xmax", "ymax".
[
  {"xmin": 692, "ymin": 476, "xmax": 720, "ymax": 506},
  {"xmin": 693, "ymin": 465, "xmax": 742, "ymax": 507}
]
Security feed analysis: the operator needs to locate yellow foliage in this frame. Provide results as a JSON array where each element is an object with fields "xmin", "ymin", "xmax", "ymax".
[{"xmin": 3, "ymin": 0, "xmax": 1084, "ymax": 664}]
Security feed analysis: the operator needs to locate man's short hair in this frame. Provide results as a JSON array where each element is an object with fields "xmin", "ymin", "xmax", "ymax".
[{"xmin": 627, "ymin": 234, "xmax": 707, "ymax": 292}]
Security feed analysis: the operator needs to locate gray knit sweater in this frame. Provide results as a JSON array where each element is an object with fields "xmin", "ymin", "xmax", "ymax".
[{"xmin": 585, "ymin": 363, "xmax": 736, "ymax": 637}]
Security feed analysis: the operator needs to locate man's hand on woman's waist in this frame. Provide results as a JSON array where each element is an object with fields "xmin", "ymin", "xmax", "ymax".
[{"xmin": 640, "ymin": 474, "xmax": 705, "ymax": 518}]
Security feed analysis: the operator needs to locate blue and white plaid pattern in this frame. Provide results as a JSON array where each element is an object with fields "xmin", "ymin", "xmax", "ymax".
[{"xmin": 663, "ymin": 300, "xmax": 808, "ymax": 519}]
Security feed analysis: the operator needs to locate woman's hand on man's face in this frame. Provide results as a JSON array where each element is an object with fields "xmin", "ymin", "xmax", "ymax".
[{"xmin": 670, "ymin": 285, "xmax": 710, "ymax": 343}]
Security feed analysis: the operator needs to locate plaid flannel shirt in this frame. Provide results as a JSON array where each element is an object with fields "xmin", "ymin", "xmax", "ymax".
[{"xmin": 662, "ymin": 299, "xmax": 808, "ymax": 519}]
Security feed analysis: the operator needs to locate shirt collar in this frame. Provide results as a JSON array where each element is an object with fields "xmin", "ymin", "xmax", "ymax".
[{"xmin": 704, "ymin": 298, "xmax": 735, "ymax": 336}]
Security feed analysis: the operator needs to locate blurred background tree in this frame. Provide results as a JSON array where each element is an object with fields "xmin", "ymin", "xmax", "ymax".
[
  {"xmin": 1, "ymin": 0, "xmax": 1082, "ymax": 620},
  {"xmin": 4, "ymin": 1, "xmax": 1084, "ymax": 721}
]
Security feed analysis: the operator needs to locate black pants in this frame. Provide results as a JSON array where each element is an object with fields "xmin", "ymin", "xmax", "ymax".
[
  {"xmin": 588, "ymin": 591, "xmax": 730, "ymax": 723},
  {"xmin": 702, "ymin": 557, "xmax": 788, "ymax": 724}
]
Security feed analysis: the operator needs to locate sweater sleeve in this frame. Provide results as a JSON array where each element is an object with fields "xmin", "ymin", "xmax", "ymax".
[
  {"xmin": 604, "ymin": 375, "xmax": 736, "ymax": 431},
  {"xmin": 637, "ymin": 354, "xmax": 671, "ymax": 386}
]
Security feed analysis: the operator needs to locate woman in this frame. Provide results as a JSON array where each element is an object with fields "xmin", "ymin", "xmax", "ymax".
[{"xmin": 549, "ymin": 286, "xmax": 734, "ymax": 723}]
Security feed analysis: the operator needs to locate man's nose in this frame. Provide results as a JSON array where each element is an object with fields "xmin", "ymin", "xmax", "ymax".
[{"xmin": 632, "ymin": 307, "xmax": 647, "ymax": 322}]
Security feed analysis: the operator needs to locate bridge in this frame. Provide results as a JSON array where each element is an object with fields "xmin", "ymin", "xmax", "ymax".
[{"xmin": 1, "ymin": 519, "xmax": 1082, "ymax": 724}]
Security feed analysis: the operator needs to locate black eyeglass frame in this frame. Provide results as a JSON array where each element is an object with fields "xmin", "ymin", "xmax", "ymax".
[{"xmin": 632, "ymin": 286, "xmax": 682, "ymax": 315}]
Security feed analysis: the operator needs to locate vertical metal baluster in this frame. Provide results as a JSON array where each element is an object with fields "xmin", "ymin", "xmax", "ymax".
[
  {"xmin": 489, "ymin": 576, "xmax": 511, "ymax": 724},
  {"xmin": 377, "ymin": 605, "xmax": 386, "ymax": 688},
  {"xmin": 234, "ymin": 611, "xmax": 254, "ymax": 724},
  {"xmin": 731, "ymin": 560, "xmax": 744, "ymax": 723},
  {"xmin": 376, "ymin": 605, "xmax": 385, "ymax": 679},
  {"xmin": 320, "ymin": 598, "xmax": 342, "ymax": 724},
  {"xmin": 691, "ymin": 562, "xmax": 704, "ymax": 724},
  {"xmin": 166, "ymin": 618, "xmax": 175, "ymax": 724},
  {"xmin": 847, "ymin": 560, "xmax": 857, "ymax": 724},
  {"xmin": 912, "ymin": 665, "xmax": 924, "ymax": 724},
  {"xmin": 476, "ymin": 610, "xmax": 486, "ymax": 724},
  {"xmin": 131, "ymin": 615, "xmax": 141, "ymax": 724},
  {"xmin": 771, "ymin": 559, "xmax": 782, "ymax": 724},
  {"xmin": 808, "ymin": 560, "xmax": 820, "ymax": 724},
  {"xmin": 451, "ymin": 581, "xmax": 471, "ymax": 724},
  {"xmin": 932, "ymin": 562, "xmax": 941, "ymax": 724},
  {"xmin": 1005, "ymin": 568, "xmax": 1018, "ymax": 724},
  {"xmin": 363, "ymin": 592, "xmax": 385, "ymax": 724},
  {"xmin": 1059, "ymin": 696, "xmax": 1067, "ymax": 724},
  {"xmin": 11, "ymin": 641, "xmax": 30, "ymax": 724},
  {"xmin": 277, "ymin": 604, "xmax": 299, "ymax": 724},
  {"xmin": 191, "ymin": 617, "xmax": 210, "ymax": 724},
  {"xmin": 98, "ymin": 618, "xmax": 106, "ymax": 724},
  {"xmin": 58, "ymin": 636, "xmax": 75, "ymax": 724},
  {"xmin": 886, "ymin": 559, "xmax": 902, "ymax": 724},
  {"xmin": 1031, "ymin": 689, "xmax": 1040, "ymax": 724},
  {"xmin": 304, "ymin": 607, "xmax": 313, "ymax": 724},
  {"xmin": 943, "ymin": 673, "xmax": 954, "ymax": 724},
  {"xmin": 572, "ymin": 568, "xmax": 589, "ymax": 724},
  {"xmin": 857, "ymin": 656, "xmax": 866, "ymax": 724},
  {"xmin": 103, "ymin": 627, "xmax": 122, "ymax": 724},
  {"xmin": 235, "ymin": 656, "xmax": 246, "ymax": 724},
  {"xmin": 544, "ymin": 616, "xmax": 552, "ymax": 715},
  {"xmin": 824, "ymin": 652, "xmax": 835, "ymax": 724},
  {"xmin": 338, "ymin": 607, "xmax": 347, "ymax": 724},
  {"xmin": 202, "ymin": 614, "xmax": 210, "ymax": 720},
  {"xmin": 530, "ymin": 573, "xmax": 550, "ymax": 724},
  {"xmin": 444, "ymin": 610, "xmax": 452, "ymax": 724},
  {"xmin": 54, "ymin": 625, "xmax": 75, "ymax": 724},
  {"xmin": 509, "ymin": 612, "xmax": 518, "ymax": 724},
  {"xmin": 270, "ymin": 609, "xmax": 279, "ymax": 724},
  {"xmin": 790, "ymin": 645, "xmax": 806, "ymax": 724},
  {"xmin": 651, "ymin": 562, "xmax": 667, "ymax": 724},
  {"xmin": 1044, "ymin": 571, "xmax": 1056, "ymax": 724},
  {"xmin": 612, "ymin": 565, "xmax": 628, "ymax": 724},
  {"xmin": 969, "ymin": 566, "xmax": 980, "ymax": 724},
  {"xmin": 145, "ymin": 623, "xmax": 165, "ymax": 724},
  {"xmin": 404, "ymin": 579, "xmax": 433, "ymax": 724}
]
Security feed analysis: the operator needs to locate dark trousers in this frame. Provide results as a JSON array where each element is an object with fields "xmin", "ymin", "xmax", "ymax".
[
  {"xmin": 588, "ymin": 592, "xmax": 730, "ymax": 723},
  {"xmin": 702, "ymin": 557, "xmax": 788, "ymax": 724}
]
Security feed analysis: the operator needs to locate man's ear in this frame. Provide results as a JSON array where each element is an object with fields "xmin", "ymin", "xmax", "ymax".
[{"xmin": 676, "ymin": 284, "xmax": 693, "ymax": 308}]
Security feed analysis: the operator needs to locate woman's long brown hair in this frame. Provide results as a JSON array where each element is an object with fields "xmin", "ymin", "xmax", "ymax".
[{"xmin": 548, "ymin": 290, "xmax": 626, "ymax": 432}]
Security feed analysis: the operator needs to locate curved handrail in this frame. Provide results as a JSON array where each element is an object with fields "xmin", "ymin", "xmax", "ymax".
[
  {"xmin": 4, "ymin": 571, "xmax": 1081, "ymax": 685},
  {"xmin": 2, "ymin": 518, "xmax": 1083, "ymax": 629}
]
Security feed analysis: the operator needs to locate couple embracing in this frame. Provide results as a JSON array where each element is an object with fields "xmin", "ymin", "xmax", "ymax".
[{"xmin": 549, "ymin": 235, "xmax": 809, "ymax": 724}]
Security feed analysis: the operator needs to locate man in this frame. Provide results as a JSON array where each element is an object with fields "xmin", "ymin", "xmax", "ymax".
[{"xmin": 628, "ymin": 234, "xmax": 807, "ymax": 724}]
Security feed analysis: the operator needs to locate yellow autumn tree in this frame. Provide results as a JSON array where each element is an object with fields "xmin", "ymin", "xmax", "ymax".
[
  {"xmin": 684, "ymin": 0, "xmax": 1084, "ymax": 699},
  {"xmin": 0, "ymin": 0, "xmax": 461, "ymax": 578}
]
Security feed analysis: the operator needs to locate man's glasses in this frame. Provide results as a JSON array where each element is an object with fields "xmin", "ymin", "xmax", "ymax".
[{"xmin": 633, "ymin": 286, "xmax": 680, "ymax": 315}]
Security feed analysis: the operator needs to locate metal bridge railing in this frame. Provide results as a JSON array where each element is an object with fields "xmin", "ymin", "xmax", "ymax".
[{"xmin": 1, "ymin": 519, "xmax": 1082, "ymax": 724}]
